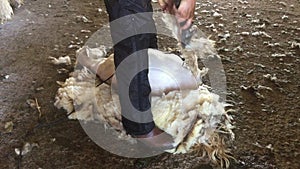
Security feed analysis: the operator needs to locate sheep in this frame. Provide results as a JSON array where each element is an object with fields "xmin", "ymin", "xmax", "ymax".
[{"xmin": 54, "ymin": 14, "xmax": 235, "ymax": 168}]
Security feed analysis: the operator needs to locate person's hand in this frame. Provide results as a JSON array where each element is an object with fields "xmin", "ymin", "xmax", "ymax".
[
  {"xmin": 158, "ymin": 0, "xmax": 175, "ymax": 13},
  {"xmin": 175, "ymin": 0, "xmax": 196, "ymax": 29},
  {"xmin": 158, "ymin": 0, "xmax": 196, "ymax": 29}
]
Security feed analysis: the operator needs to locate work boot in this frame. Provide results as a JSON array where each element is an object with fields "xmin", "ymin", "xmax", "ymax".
[{"xmin": 133, "ymin": 126, "xmax": 174, "ymax": 150}]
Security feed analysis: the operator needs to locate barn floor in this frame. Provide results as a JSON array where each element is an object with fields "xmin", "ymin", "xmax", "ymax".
[{"xmin": 0, "ymin": 0, "xmax": 299, "ymax": 168}]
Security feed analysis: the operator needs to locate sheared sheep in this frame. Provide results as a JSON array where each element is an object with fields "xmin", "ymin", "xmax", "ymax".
[{"xmin": 54, "ymin": 14, "xmax": 235, "ymax": 168}]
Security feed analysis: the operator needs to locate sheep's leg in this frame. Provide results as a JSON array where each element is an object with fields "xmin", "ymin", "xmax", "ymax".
[{"xmin": 76, "ymin": 47, "xmax": 115, "ymax": 85}]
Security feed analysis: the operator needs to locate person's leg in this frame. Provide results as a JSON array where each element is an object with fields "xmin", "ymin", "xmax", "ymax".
[{"xmin": 104, "ymin": 0, "xmax": 156, "ymax": 136}]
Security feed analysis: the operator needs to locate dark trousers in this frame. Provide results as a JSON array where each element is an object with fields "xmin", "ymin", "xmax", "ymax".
[{"xmin": 104, "ymin": 0, "xmax": 158, "ymax": 135}]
